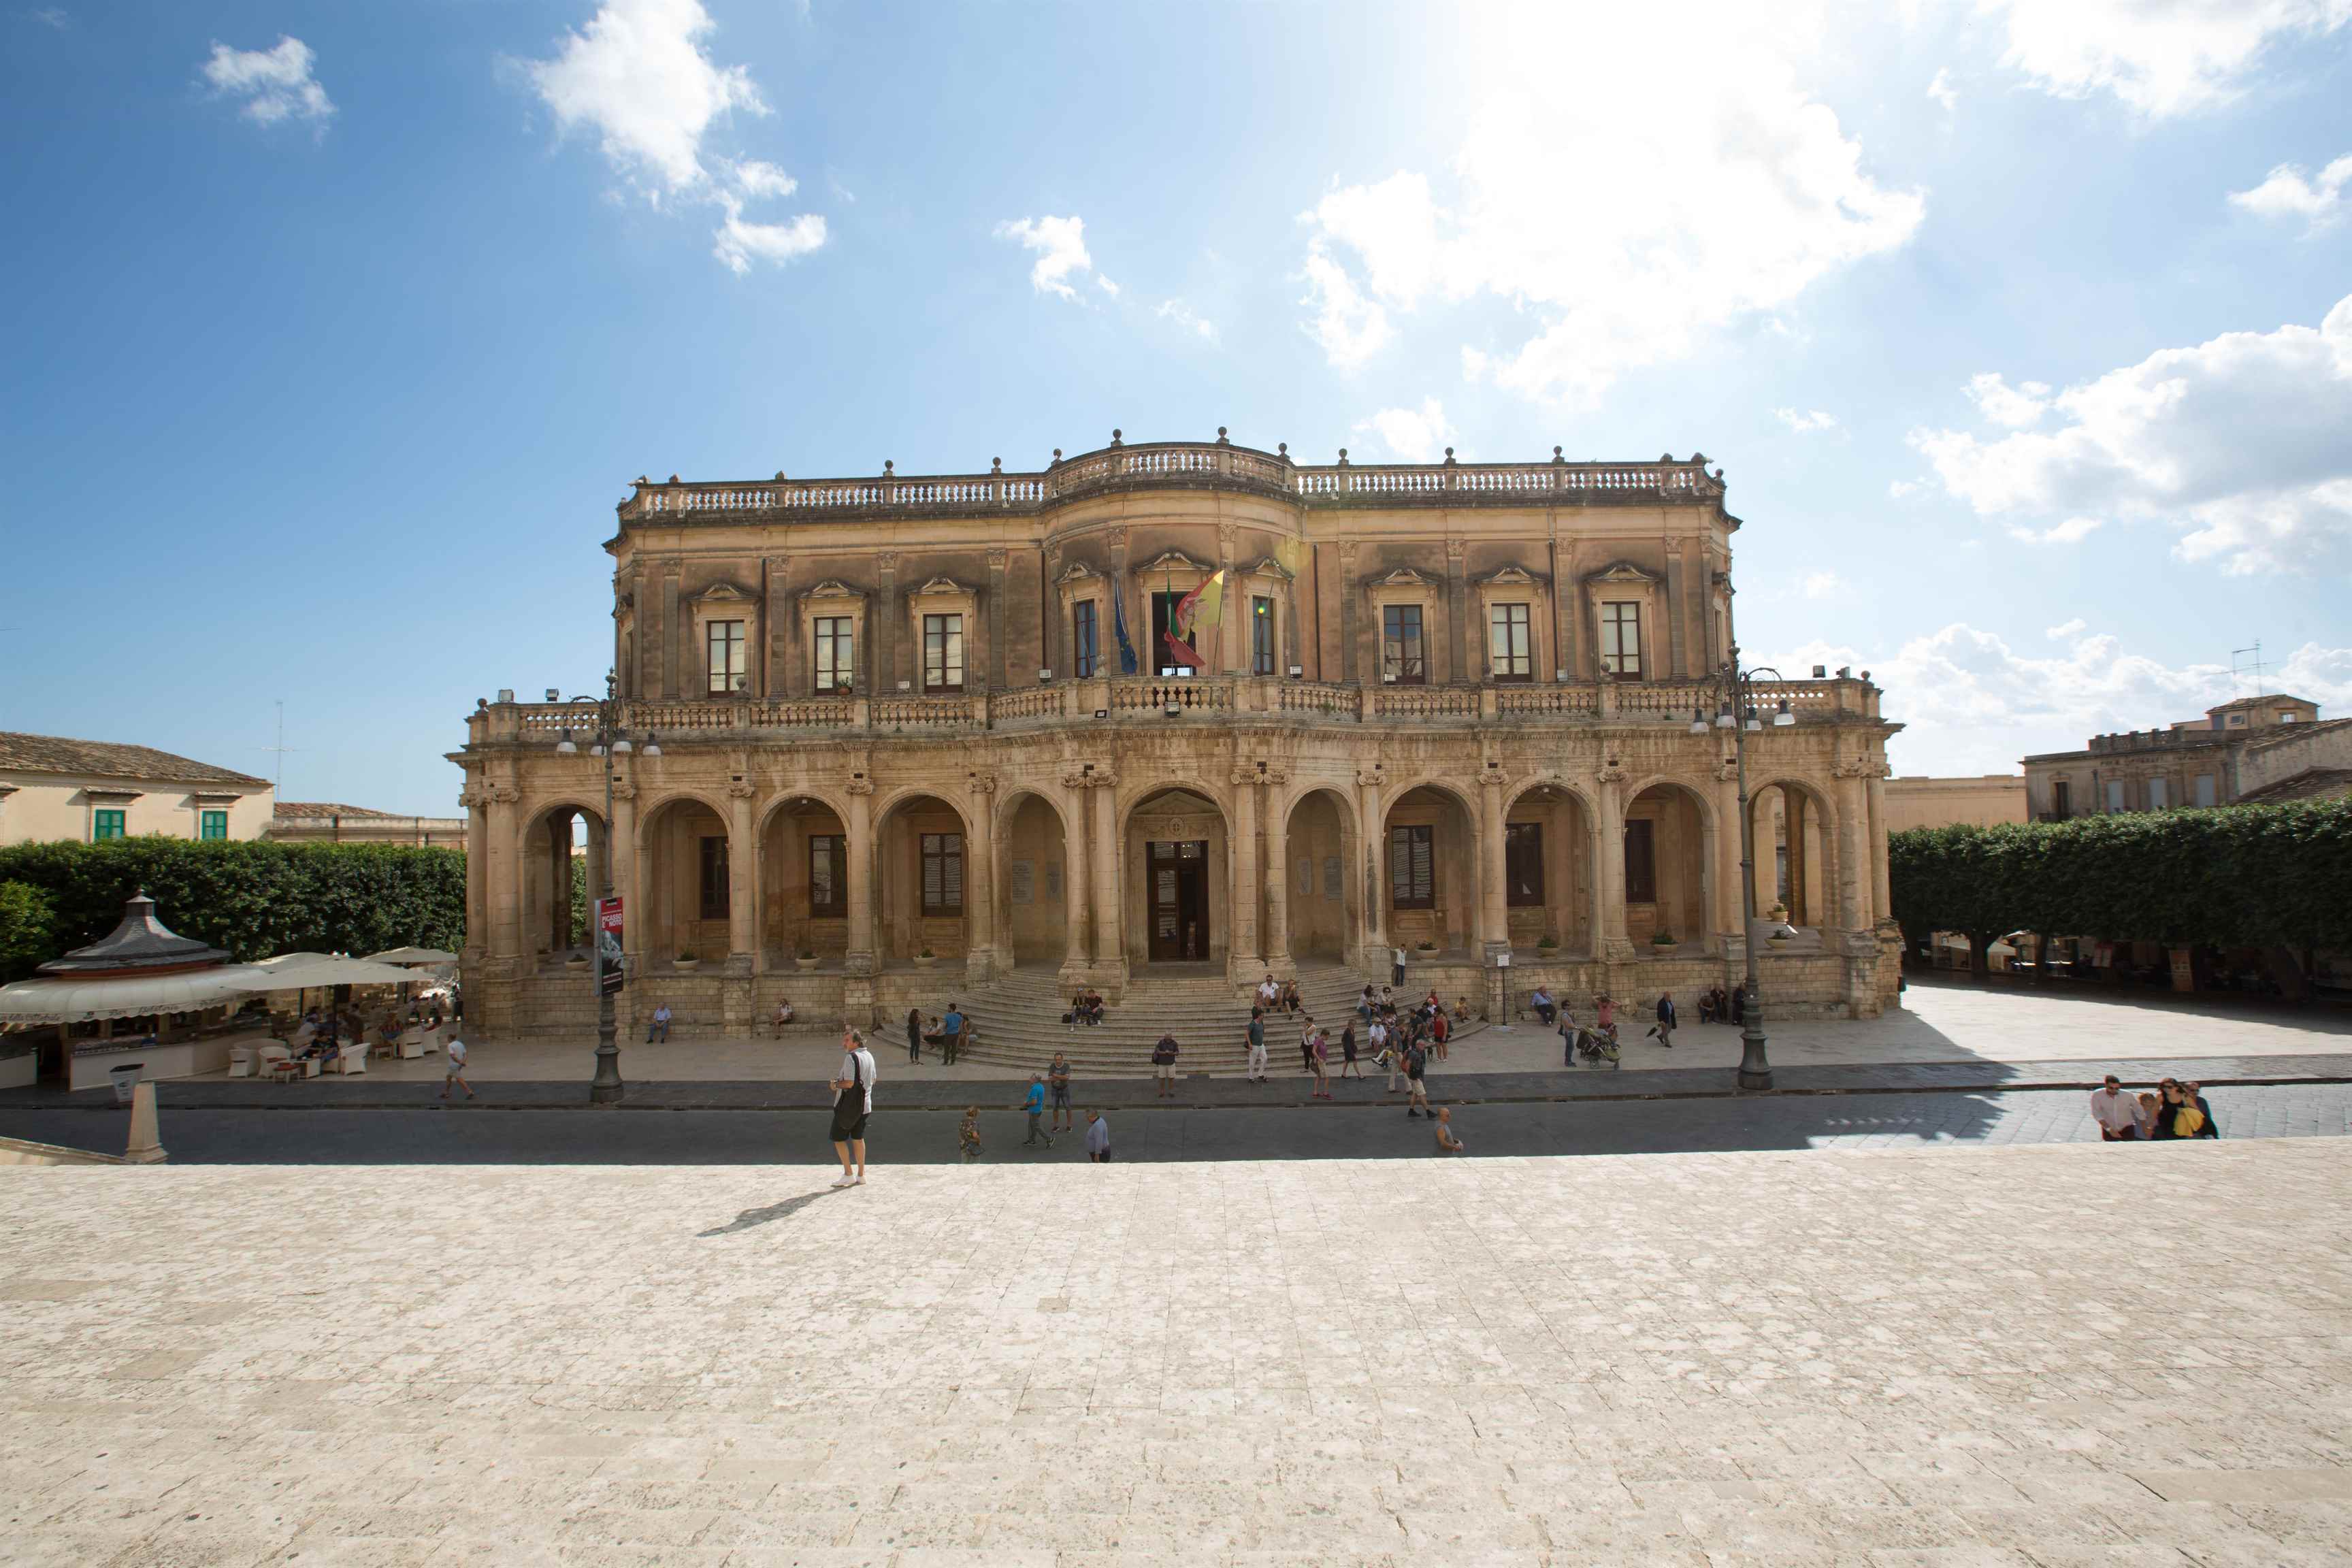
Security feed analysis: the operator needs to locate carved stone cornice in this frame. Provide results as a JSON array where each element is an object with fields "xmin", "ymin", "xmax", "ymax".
[
  {"xmin": 1060, "ymin": 768, "xmax": 1118, "ymax": 790},
  {"xmin": 485, "ymin": 784, "xmax": 521, "ymax": 805},
  {"xmin": 1831, "ymin": 757, "xmax": 1876, "ymax": 780},
  {"xmin": 457, "ymin": 789, "xmax": 487, "ymax": 812}
]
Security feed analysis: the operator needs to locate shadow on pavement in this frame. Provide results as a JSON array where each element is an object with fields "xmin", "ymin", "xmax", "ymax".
[{"xmin": 698, "ymin": 1184, "xmax": 847, "ymax": 1236}]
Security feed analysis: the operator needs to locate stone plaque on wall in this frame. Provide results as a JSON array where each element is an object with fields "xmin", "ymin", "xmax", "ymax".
[
  {"xmin": 1009, "ymin": 860, "xmax": 1034, "ymax": 905},
  {"xmin": 1296, "ymin": 857, "xmax": 1313, "ymax": 896},
  {"xmin": 1323, "ymin": 856, "xmax": 1342, "ymax": 900}
]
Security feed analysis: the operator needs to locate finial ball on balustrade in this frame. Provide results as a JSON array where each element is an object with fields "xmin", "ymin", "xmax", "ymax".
[
  {"xmin": 1552, "ymin": 446, "xmax": 1563, "ymax": 462},
  {"xmin": 1337, "ymin": 447, "xmax": 1348, "ymax": 463},
  {"xmin": 668, "ymin": 474, "xmax": 680, "ymax": 483},
  {"xmin": 1111, "ymin": 428, "xmax": 1122, "ymax": 446},
  {"xmin": 1052, "ymin": 448, "xmax": 1062, "ymax": 463},
  {"xmin": 1443, "ymin": 447, "xmax": 1454, "ymax": 461},
  {"xmin": 1277, "ymin": 442, "xmax": 1288, "ymax": 459},
  {"xmin": 883, "ymin": 459, "xmax": 894, "ymax": 476},
  {"xmin": 992, "ymin": 457, "xmax": 1002, "ymax": 472},
  {"xmin": 637, "ymin": 474, "xmax": 649, "ymax": 484},
  {"xmin": 1216, "ymin": 426, "xmax": 1228, "ymax": 444}
]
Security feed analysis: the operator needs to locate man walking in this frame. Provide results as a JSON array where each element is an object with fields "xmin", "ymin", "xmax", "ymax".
[
  {"xmin": 1392, "ymin": 943, "xmax": 1407, "ymax": 987},
  {"xmin": 1048, "ymin": 1051, "xmax": 1074, "ymax": 1133},
  {"xmin": 2091, "ymin": 1074, "xmax": 2140, "ymax": 1141},
  {"xmin": 1245, "ymin": 1007, "xmax": 1268, "ymax": 1083},
  {"xmin": 1650, "ymin": 992, "xmax": 1677, "ymax": 1050},
  {"xmin": 830, "ymin": 1026, "xmax": 876, "ymax": 1187},
  {"xmin": 1020, "ymin": 1073, "xmax": 1052, "ymax": 1148},
  {"xmin": 646, "ymin": 1002, "xmax": 672, "ymax": 1044},
  {"xmin": 440, "ymin": 1035, "xmax": 474, "ymax": 1101},
  {"xmin": 1085, "ymin": 1109, "xmax": 1111, "ymax": 1163},
  {"xmin": 1433, "ymin": 1106, "xmax": 1465, "ymax": 1154},
  {"xmin": 941, "ymin": 1001, "xmax": 964, "ymax": 1065},
  {"xmin": 1151, "ymin": 1032, "xmax": 1180, "ymax": 1098},
  {"xmin": 1404, "ymin": 1039, "xmax": 1431, "ymax": 1118}
]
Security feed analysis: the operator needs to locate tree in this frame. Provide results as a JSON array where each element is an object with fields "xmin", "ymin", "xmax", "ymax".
[{"xmin": 0, "ymin": 880, "xmax": 56, "ymax": 980}]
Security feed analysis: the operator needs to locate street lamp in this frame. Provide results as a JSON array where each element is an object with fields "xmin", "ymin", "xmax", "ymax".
[
  {"xmin": 1708, "ymin": 647, "xmax": 1797, "ymax": 1091},
  {"xmin": 553, "ymin": 673, "xmax": 653, "ymax": 1104}
]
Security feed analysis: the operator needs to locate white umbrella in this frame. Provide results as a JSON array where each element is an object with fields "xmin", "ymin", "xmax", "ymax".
[
  {"xmin": 365, "ymin": 946, "xmax": 458, "ymax": 966},
  {"xmin": 253, "ymin": 956, "xmax": 421, "ymax": 990},
  {"xmin": 0, "ymin": 964, "xmax": 274, "ymax": 1027}
]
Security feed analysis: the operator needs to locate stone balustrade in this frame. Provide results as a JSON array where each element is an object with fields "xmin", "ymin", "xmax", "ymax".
[
  {"xmin": 473, "ymin": 677, "xmax": 1876, "ymax": 745},
  {"xmin": 621, "ymin": 440, "xmax": 1723, "ymax": 521}
]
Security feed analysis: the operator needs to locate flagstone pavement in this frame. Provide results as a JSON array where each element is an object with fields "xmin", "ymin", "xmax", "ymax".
[{"xmin": 5, "ymin": 1139, "xmax": 2351, "ymax": 1566}]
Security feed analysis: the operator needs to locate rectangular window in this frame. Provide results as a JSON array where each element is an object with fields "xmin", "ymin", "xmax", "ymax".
[
  {"xmin": 1150, "ymin": 591, "xmax": 1188, "ymax": 676},
  {"xmin": 1382, "ymin": 604, "xmax": 1426, "ymax": 684},
  {"xmin": 1489, "ymin": 604, "xmax": 1533, "ymax": 681},
  {"xmin": 2051, "ymin": 780, "xmax": 2072, "ymax": 819},
  {"xmin": 199, "ymin": 809, "xmax": 229, "ymax": 841},
  {"xmin": 1073, "ymin": 600, "xmax": 1099, "ymax": 679},
  {"xmin": 807, "ymin": 833, "xmax": 844, "ymax": 916},
  {"xmin": 1601, "ymin": 602, "xmax": 1643, "ymax": 679},
  {"xmin": 705, "ymin": 619, "xmax": 747, "ymax": 695},
  {"xmin": 921, "ymin": 832, "xmax": 964, "ymax": 914},
  {"xmin": 2278, "ymin": 709, "xmax": 2300, "ymax": 724},
  {"xmin": 2105, "ymin": 780, "xmax": 2126, "ymax": 813},
  {"xmin": 923, "ymin": 613, "xmax": 964, "ymax": 693},
  {"xmin": 1505, "ymin": 821, "xmax": 1544, "ymax": 906},
  {"xmin": 92, "ymin": 808, "xmax": 126, "ymax": 842},
  {"xmin": 698, "ymin": 835, "xmax": 729, "ymax": 920},
  {"xmin": 2146, "ymin": 777, "xmax": 2170, "ymax": 810},
  {"xmin": 1388, "ymin": 824, "xmax": 1434, "ymax": 909},
  {"xmin": 2194, "ymin": 774, "xmax": 2217, "ymax": 808},
  {"xmin": 1623, "ymin": 819, "xmax": 1656, "ymax": 903},
  {"xmin": 813, "ymin": 617, "xmax": 854, "ymax": 693},
  {"xmin": 1252, "ymin": 596, "xmax": 1277, "ymax": 676}
]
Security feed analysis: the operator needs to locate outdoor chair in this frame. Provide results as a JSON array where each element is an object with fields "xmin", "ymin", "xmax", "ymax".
[
  {"xmin": 326, "ymin": 1044, "xmax": 367, "ymax": 1075},
  {"xmin": 229, "ymin": 1043, "xmax": 262, "ymax": 1078}
]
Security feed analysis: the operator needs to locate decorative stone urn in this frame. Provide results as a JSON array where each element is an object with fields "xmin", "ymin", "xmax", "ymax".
[
  {"xmin": 796, "ymin": 953, "xmax": 819, "ymax": 972},
  {"xmin": 911, "ymin": 952, "xmax": 937, "ymax": 970},
  {"xmin": 673, "ymin": 956, "xmax": 700, "ymax": 973}
]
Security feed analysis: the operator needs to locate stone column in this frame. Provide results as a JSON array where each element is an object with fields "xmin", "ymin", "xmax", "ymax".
[
  {"xmin": 965, "ymin": 774, "xmax": 996, "ymax": 986},
  {"xmin": 1445, "ymin": 537, "xmax": 1469, "ymax": 684},
  {"xmin": 1356, "ymin": 768, "xmax": 1385, "ymax": 947},
  {"xmin": 1712, "ymin": 764, "xmax": 1744, "ymax": 955},
  {"xmin": 1665, "ymin": 540, "xmax": 1690, "ymax": 679},
  {"xmin": 871, "ymin": 553, "xmax": 898, "ymax": 697},
  {"xmin": 1867, "ymin": 764, "xmax": 1893, "ymax": 924},
  {"xmin": 1060, "ymin": 778, "xmax": 1090, "ymax": 974},
  {"xmin": 1477, "ymin": 770, "xmax": 1509, "ymax": 956},
  {"xmin": 461, "ymin": 785, "xmax": 488, "ymax": 960},
  {"xmin": 986, "ymin": 549, "xmax": 1009, "ymax": 693},
  {"xmin": 1228, "ymin": 766, "xmax": 1260, "ymax": 977},
  {"xmin": 1090, "ymin": 772, "xmax": 1121, "ymax": 978},
  {"xmin": 1262, "ymin": 789, "xmax": 1290, "ymax": 975},
  {"xmin": 488, "ymin": 783, "xmax": 521, "ymax": 960},
  {"xmin": 610, "ymin": 780, "xmax": 638, "ymax": 1024},
  {"xmin": 1595, "ymin": 765, "xmax": 1631, "ymax": 960},
  {"xmin": 1835, "ymin": 765, "xmax": 1869, "ymax": 931},
  {"xmin": 845, "ymin": 779, "xmax": 875, "ymax": 969},
  {"xmin": 1784, "ymin": 790, "xmax": 1809, "ymax": 925},
  {"xmin": 725, "ymin": 779, "xmax": 756, "ymax": 966}
]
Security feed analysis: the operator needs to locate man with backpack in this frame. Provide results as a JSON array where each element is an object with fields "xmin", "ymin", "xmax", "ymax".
[
  {"xmin": 1151, "ymin": 1032, "xmax": 1179, "ymax": 1098},
  {"xmin": 1403, "ymin": 1039, "xmax": 1431, "ymax": 1118}
]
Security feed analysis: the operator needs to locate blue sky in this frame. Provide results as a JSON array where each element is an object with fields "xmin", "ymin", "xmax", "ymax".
[{"xmin": 3, "ymin": 0, "xmax": 2349, "ymax": 813}]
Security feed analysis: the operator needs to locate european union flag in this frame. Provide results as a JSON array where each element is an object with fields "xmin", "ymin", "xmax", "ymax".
[{"xmin": 1112, "ymin": 583, "xmax": 1139, "ymax": 674}]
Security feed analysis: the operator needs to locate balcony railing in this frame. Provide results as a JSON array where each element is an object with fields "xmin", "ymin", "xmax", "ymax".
[
  {"xmin": 623, "ymin": 440, "xmax": 1723, "ymax": 523},
  {"xmin": 476, "ymin": 677, "xmax": 1877, "ymax": 746}
]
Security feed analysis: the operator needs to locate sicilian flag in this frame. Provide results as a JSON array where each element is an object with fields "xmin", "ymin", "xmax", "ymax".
[
  {"xmin": 1164, "ymin": 569, "xmax": 1225, "ymax": 669},
  {"xmin": 1113, "ymin": 583, "xmax": 1139, "ymax": 674}
]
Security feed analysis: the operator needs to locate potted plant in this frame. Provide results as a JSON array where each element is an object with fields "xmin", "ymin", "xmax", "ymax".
[
  {"xmin": 795, "ymin": 947, "xmax": 819, "ymax": 972},
  {"xmin": 1414, "ymin": 940, "xmax": 1437, "ymax": 953},
  {"xmin": 674, "ymin": 949, "xmax": 700, "ymax": 973},
  {"xmin": 1650, "ymin": 930, "xmax": 1678, "ymax": 951},
  {"xmin": 912, "ymin": 947, "xmax": 937, "ymax": 970},
  {"xmin": 1536, "ymin": 934, "xmax": 1560, "ymax": 953}
]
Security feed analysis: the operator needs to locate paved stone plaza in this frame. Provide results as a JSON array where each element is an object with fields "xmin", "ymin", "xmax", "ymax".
[{"xmin": 6, "ymin": 1139, "xmax": 2352, "ymax": 1565}]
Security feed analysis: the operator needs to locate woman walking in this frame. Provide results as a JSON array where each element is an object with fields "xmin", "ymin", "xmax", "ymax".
[
  {"xmin": 1339, "ymin": 1022, "xmax": 1362, "ymax": 1079},
  {"xmin": 904, "ymin": 1005, "xmax": 924, "ymax": 1064},
  {"xmin": 1310, "ymin": 1029, "xmax": 1331, "ymax": 1098}
]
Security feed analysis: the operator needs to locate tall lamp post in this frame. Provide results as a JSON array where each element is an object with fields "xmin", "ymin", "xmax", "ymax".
[
  {"xmin": 1690, "ymin": 647, "xmax": 1796, "ymax": 1090},
  {"xmin": 553, "ymin": 674, "xmax": 659, "ymax": 1104}
]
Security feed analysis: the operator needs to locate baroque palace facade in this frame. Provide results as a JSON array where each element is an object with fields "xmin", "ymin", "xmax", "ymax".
[{"xmin": 453, "ymin": 434, "xmax": 1901, "ymax": 1038}]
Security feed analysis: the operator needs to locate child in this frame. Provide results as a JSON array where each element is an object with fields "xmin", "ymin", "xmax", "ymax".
[{"xmin": 958, "ymin": 1107, "xmax": 983, "ymax": 1161}]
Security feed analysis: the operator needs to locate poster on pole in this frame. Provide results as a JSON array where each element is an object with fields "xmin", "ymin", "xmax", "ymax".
[{"xmin": 597, "ymin": 896, "xmax": 625, "ymax": 994}]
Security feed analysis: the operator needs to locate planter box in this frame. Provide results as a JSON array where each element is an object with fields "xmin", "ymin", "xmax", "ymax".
[
  {"xmin": 673, "ymin": 960, "xmax": 700, "ymax": 973},
  {"xmin": 796, "ymin": 957, "xmax": 819, "ymax": 972}
]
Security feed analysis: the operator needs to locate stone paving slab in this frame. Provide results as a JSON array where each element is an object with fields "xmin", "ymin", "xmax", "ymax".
[
  {"xmin": 3, "ymin": 1140, "xmax": 2349, "ymax": 1565},
  {"xmin": 8, "ymin": 1052, "xmax": 2349, "ymax": 1115}
]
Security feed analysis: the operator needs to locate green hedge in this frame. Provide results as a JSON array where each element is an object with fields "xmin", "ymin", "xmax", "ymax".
[
  {"xmin": 1888, "ymin": 802, "xmax": 2352, "ymax": 964},
  {"xmin": 0, "ymin": 838, "xmax": 466, "ymax": 983}
]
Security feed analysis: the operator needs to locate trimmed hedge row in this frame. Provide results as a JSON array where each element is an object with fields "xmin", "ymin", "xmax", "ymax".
[
  {"xmin": 0, "ymin": 838, "xmax": 466, "ymax": 983},
  {"xmin": 1887, "ymin": 802, "xmax": 2352, "ymax": 970}
]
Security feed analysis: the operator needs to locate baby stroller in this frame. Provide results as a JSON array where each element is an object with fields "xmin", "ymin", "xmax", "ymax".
[{"xmin": 1571, "ymin": 1023, "xmax": 1620, "ymax": 1069}]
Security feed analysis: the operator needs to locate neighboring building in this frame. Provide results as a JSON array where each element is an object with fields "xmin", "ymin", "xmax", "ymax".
[
  {"xmin": 2024, "ymin": 695, "xmax": 2351, "ymax": 819},
  {"xmin": 1882, "ymin": 774, "xmax": 2028, "ymax": 833},
  {"xmin": 0, "ymin": 732, "xmax": 273, "ymax": 846},
  {"xmin": 454, "ymin": 436, "xmax": 1903, "ymax": 1039},
  {"xmin": 270, "ymin": 801, "xmax": 466, "ymax": 847}
]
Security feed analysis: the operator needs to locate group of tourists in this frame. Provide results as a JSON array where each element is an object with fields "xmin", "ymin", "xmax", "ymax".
[
  {"xmin": 903, "ymin": 1002, "xmax": 968, "ymax": 1064},
  {"xmin": 2089, "ymin": 1075, "xmax": 2222, "ymax": 1141}
]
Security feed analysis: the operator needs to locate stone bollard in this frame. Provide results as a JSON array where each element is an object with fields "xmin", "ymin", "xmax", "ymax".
[{"xmin": 124, "ymin": 1080, "xmax": 167, "ymax": 1164}]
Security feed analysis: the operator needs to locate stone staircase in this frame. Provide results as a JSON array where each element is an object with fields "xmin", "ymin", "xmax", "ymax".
[{"xmin": 951, "ymin": 962, "xmax": 1377, "ymax": 1075}]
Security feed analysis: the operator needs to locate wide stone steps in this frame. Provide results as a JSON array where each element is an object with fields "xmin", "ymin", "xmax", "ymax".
[{"xmin": 949, "ymin": 965, "xmax": 1378, "ymax": 1073}]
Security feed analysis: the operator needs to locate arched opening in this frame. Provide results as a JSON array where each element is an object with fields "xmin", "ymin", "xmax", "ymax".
[
  {"xmin": 1384, "ymin": 785, "xmax": 1476, "ymax": 956},
  {"xmin": 1749, "ymin": 781, "xmax": 1835, "ymax": 930},
  {"xmin": 639, "ymin": 796, "xmax": 731, "ymax": 969},
  {"xmin": 875, "ymin": 792, "xmax": 970, "ymax": 966},
  {"xmin": 1503, "ymin": 783, "xmax": 1592, "ymax": 956},
  {"xmin": 521, "ymin": 804, "xmax": 606, "ymax": 970},
  {"xmin": 1624, "ymin": 783, "xmax": 1711, "ymax": 950},
  {"xmin": 759, "ymin": 794, "xmax": 850, "ymax": 967},
  {"xmin": 995, "ymin": 790, "xmax": 1071, "ymax": 969},
  {"xmin": 1124, "ymin": 786, "xmax": 1228, "ymax": 968},
  {"xmin": 1282, "ymin": 787, "xmax": 1357, "ymax": 963}
]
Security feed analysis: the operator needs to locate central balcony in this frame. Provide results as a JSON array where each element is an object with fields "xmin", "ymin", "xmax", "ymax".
[{"xmin": 481, "ymin": 676, "xmax": 1879, "ymax": 747}]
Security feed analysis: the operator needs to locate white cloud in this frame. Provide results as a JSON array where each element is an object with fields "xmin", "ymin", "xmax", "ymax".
[
  {"xmin": 1094, "ymin": 274, "xmax": 1120, "ymax": 299},
  {"xmin": 2006, "ymin": 516, "xmax": 2102, "ymax": 545},
  {"xmin": 1775, "ymin": 407, "xmax": 1840, "ymax": 434},
  {"xmin": 727, "ymin": 159, "xmax": 798, "ymax": 199},
  {"xmin": 200, "ymin": 36, "xmax": 333, "ymax": 125},
  {"xmin": 1353, "ymin": 398, "xmax": 1458, "ymax": 463},
  {"xmin": 32, "ymin": 7, "xmax": 67, "ymax": 29},
  {"xmin": 2229, "ymin": 154, "xmax": 2352, "ymax": 229},
  {"xmin": 1297, "ymin": 7, "xmax": 1922, "ymax": 405},
  {"xmin": 994, "ymin": 215, "xmax": 1097, "ymax": 301},
  {"xmin": 525, "ymin": 0, "xmax": 764, "ymax": 195},
  {"xmin": 1910, "ymin": 292, "xmax": 2352, "ymax": 574},
  {"xmin": 711, "ymin": 195, "xmax": 824, "ymax": 274},
  {"xmin": 1889, "ymin": 478, "xmax": 1925, "ymax": 498},
  {"xmin": 1801, "ymin": 570, "xmax": 1847, "ymax": 599},
  {"xmin": 1978, "ymin": 0, "xmax": 2352, "ymax": 117},
  {"xmin": 1927, "ymin": 67, "xmax": 1958, "ymax": 112},
  {"xmin": 1767, "ymin": 621, "xmax": 2352, "ymax": 772},
  {"xmin": 1156, "ymin": 299, "xmax": 1218, "ymax": 342},
  {"xmin": 2045, "ymin": 619, "xmax": 2086, "ymax": 639},
  {"xmin": 1963, "ymin": 371, "xmax": 2051, "ymax": 427}
]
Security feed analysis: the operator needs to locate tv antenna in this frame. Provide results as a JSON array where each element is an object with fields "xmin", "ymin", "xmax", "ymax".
[
  {"xmin": 2230, "ymin": 641, "xmax": 2265, "ymax": 701},
  {"xmin": 257, "ymin": 699, "xmax": 303, "ymax": 794}
]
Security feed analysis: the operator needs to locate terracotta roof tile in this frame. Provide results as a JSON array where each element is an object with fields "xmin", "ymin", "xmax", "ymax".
[
  {"xmin": 0, "ymin": 731, "xmax": 268, "ymax": 788},
  {"xmin": 274, "ymin": 801, "xmax": 396, "ymax": 819}
]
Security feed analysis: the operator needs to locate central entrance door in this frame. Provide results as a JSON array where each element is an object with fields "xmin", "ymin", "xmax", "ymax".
[{"xmin": 1147, "ymin": 839, "xmax": 1209, "ymax": 962}]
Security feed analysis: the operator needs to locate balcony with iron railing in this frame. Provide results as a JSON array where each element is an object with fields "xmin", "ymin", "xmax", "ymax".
[
  {"xmin": 619, "ymin": 436, "xmax": 1727, "ymax": 524},
  {"xmin": 472, "ymin": 676, "xmax": 1878, "ymax": 749}
]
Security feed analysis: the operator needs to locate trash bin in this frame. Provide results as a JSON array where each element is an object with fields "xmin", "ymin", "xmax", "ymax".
[{"xmin": 110, "ymin": 1062, "xmax": 144, "ymax": 1105}]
